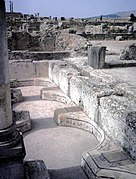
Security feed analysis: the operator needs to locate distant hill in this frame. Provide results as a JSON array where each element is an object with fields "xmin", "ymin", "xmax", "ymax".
[{"xmin": 92, "ymin": 10, "xmax": 136, "ymax": 19}]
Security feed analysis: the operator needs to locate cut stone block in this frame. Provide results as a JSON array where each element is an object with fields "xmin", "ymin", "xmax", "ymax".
[
  {"xmin": 24, "ymin": 160, "xmax": 50, "ymax": 179},
  {"xmin": 81, "ymin": 66, "xmax": 117, "ymax": 87},
  {"xmin": 54, "ymin": 109, "xmax": 104, "ymax": 143},
  {"xmin": 88, "ymin": 46, "xmax": 106, "ymax": 69},
  {"xmin": 59, "ymin": 67, "xmax": 79, "ymax": 95},
  {"xmin": 11, "ymin": 88, "xmax": 23, "ymax": 103},
  {"xmin": 120, "ymin": 43, "xmax": 136, "ymax": 60},
  {"xmin": 99, "ymin": 95, "xmax": 136, "ymax": 160},
  {"xmin": 13, "ymin": 111, "xmax": 31, "ymax": 133},
  {"xmin": 69, "ymin": 76, "xmax": 86, "ymax": 108},
  {"xmin": 34, "ymin": 78, "xmax": 56, "ymax": 87},
  {"xmin": 69, "ymin": 76, "xmax": 115, "ymax": 122},
  {"xmin": 81, "ymin": 150, "xmax": 136, "ymax": 179},
  {"xmin": 40, "ymin": 88, "xmax": 72, "ymax": 105},
  {"xmin": 48, "ymin": 60, "xmax": 68, "ymax": 85}
]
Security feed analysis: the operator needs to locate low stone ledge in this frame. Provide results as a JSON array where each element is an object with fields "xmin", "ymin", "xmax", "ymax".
[
  {"xmin": 10, "ymin": 79, "xmax": 34, "ymax": 87},
  {"xmin": 34, "ymin": 78, "xmax": 56, "ymax": 87},
  {"xmin": 53, "ymin": 105, "xmax": 135, "ymax": 179},
  {"xmin": 10, "ymin": 78, "xmax": 56, "ymax": 88},
  {"xmin": 54, "ymin": 109, "xmax": 104, "ymax": 143},
  {"xmin": 13, "ymin": 111, "xmax": 31, "ymax": 133},
  {"xmin": 24, "ymin": 160, "xmax": 50, "ymax": 179},
  {"xmin": 40, "ymin": 88, "xmax": 72, "ymax": 105},
  {"xmin": 9, "ymin": 51, "xmax": 70, "ymax": 61},
  {"xmin": 81, "ymin": 150, "xmax": 136, "ymax": 179}
]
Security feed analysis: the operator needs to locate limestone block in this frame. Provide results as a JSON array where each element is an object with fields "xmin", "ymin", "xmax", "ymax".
[
  {"xmin": 81, "ymin": 66, "xmax": 102, "ymax": 83},
  {"xmin": 85, "ymin": 83, "xmax": 114, "ymax": 123},
  {"xmin": 69, "ymin": 76, "xmax": 114, "ymax": 122},
  {"xmin": 9, "ymin": 60, "xmax": 36, "ymax": 80},
  {"xmin": 14, "ymin": 111, "xmax": 31, "ymax": 133},
  {"xmin": 54, "ymin": 109, "xmax": 104, "ymax": 143},
  {"xmin": 81, "ymin": 66, "xmax": 117, "ymax": 87},
  {"xmin": 15, "ymin": 79, "xmax": 34, "ymax": 87},
  {"xmin": 99, "ymin": 95, "xmax": 136, "ymax": 159},
  {"xmin": 116, "ymin": 35, "xmax": 123, "ymax": 41},
  {"xmin": 88, "ymin": 46, "xmax": 106, "ymax": 69},
  {"xmin": 10, "ymin": 79, "xmax": 18, "ymax": 88},
  {"xmin": 59, "ymin": 67, "xmax": 79, "ymax": 95},
  {"xmin": 48, "ymin": 60, "xmax": 67, "ymax": 85},
  {"xmin": 24, "ymin": 160, "xmax": 50, "ymax": 179},
  {"xmin": 9, "ymin": 60, "xmax": 49, "ymax": 80},
  {"xmin": 120, "ymin": 43, "xmax": 136, "ymax": 60},
  {"xmin": 40, "ymin": 88, "xmax": 72, "ymax": 104},
  {"xmin": 33, "ymin": 61, "xmax": 49, "ymax": 78},
  {"xmin": 34, "ymin": 78, "xmax": 56, "ymax": 87},
  {"xmin": 11, "ymin": 88, "xmax": 23, "ymax": 103},
  {"xmin": 81, "ymin": 150, "xmax": 136, "ymax": 179},
  {"xmin": 69, "ymin": 76, "xmax": 86, "ymax": 107}
]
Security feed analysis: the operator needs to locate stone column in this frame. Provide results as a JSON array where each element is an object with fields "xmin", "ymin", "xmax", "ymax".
[
  {"xmin": 0, "ymin": 0, "xmax": 13, "ymax": 130},
  {"xmin": 0, "ymin": 1, "xmax": 25, "ymax": 179},
  {"xmin": 88, "ymin": 46, "xmax": 106, "ymax": 69}
]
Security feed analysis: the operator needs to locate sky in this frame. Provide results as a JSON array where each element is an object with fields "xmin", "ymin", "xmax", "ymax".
[{"xmin": 5, "ymin": 0, "xmax": 136, "ymax": 18}]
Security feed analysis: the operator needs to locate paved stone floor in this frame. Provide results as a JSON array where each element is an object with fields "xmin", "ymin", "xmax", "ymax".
[{"xmin": 13, "ymin": 82, "xmax": 99, "ymax": 178}]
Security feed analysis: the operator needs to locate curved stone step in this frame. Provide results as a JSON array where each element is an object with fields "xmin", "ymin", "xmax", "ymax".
[
  {"xmin": 40, "ymin": 88, "xmax": 72, "ymax": 105},
  {"xmin": 54, "ymin": 108, "xmax": 136, "ymax": 179},
  {"xmin": 54, "ymin": 109, "xmax": 104, "ymax": 144}
]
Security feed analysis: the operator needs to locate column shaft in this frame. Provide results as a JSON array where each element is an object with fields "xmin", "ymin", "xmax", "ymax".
[{"xmin": 0, "ymin": 0, "xmax": 12, "ymax": 129}]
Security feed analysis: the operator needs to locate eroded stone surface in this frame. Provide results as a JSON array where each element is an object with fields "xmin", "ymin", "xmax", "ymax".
[
  {"xmin": 81, "ymin": 150, "xmax": 136, "ymax": 179},
  {"xmin": 88, "ymin": 46, "xmax": 106, "ymax": 69},
  {"xmin": 14, "ymin": 111, "xmax": 31, "ymax": 133},
  {"xmin": 69, "ymin": 76, "xmax": 115, "ymax": 122},
  {"xmin": 24, "ymin": 160, "xmax": 50, "ymax": 179},
  {"xmin": 120, "ymin": 43, "xmax": 136, "ymax": 60},
  {"xmin": 11, "ymin": 88, "xmax": 23, "ymax": 103},
  {"xmin": 40, "ymin": 88, "xmax": 72, "ymax": 104},
  {"xmin": 99, "ymin": 95, "xmax": 136, "ymax": 159},
  {"xmin": 0, "ymin": 83, "xmax": 13, "ymax": 129}
]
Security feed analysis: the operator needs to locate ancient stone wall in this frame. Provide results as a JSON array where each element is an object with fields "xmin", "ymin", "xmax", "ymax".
[
  {"xmin": 8, "ymin": 32, "xmax": 40, "ymax": 51},
  {"xmin": 9, "ymin": 60, "xmax": 49, "ymax": 79},
  {"xmin": 8, "ymin": 51, "xmax": 70, "ymax": 79},
  {"xmin": 49, "ymin": 59, "xmax": 136, "ymax": 160},
  {"xmin": 80, "ymin": 33, "xmax": 136, "ymax": 40}
]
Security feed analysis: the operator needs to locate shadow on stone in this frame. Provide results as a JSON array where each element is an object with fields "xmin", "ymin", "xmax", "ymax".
[{"xmin": 48, "ymin": 165, "xmax": 87, "ymax": 179}]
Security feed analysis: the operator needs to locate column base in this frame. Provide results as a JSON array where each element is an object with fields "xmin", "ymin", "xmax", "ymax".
[{"xmin": 0, "ymin": 122, "xmax": 26, "ymax": 179}]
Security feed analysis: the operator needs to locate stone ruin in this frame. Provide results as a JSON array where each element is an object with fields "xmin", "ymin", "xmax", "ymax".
[
  {"xmin": 120, "ymin": 43, "xmax": 136, "ymax": 60},
  {"xmin": 1, "ymin": 0, "xmax": 136, "ymax": 178}
]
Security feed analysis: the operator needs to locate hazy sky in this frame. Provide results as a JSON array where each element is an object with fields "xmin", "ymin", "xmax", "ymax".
[{"xmin": 5, "ymin": 0, "xmax": 136, "ymax": 18}]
